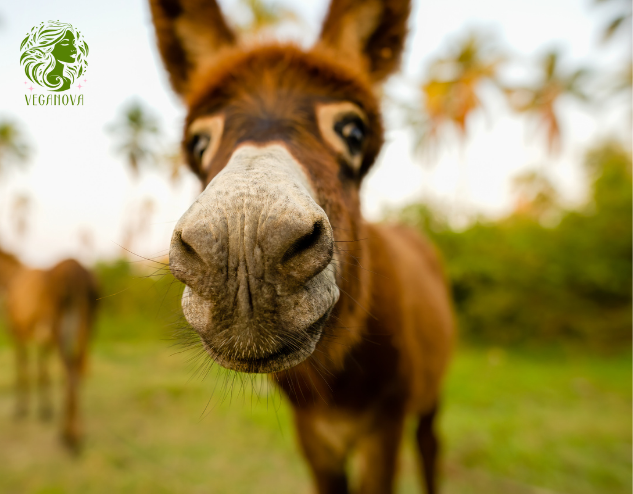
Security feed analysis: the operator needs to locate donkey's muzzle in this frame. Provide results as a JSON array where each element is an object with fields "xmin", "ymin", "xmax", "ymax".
[
  {"xmin": 169, "ymin": 203, "xmax": 333, "ymax": 293},
  {"xmin": 167, "ymin": 144, "xmax": 340, "ymax": 373}
]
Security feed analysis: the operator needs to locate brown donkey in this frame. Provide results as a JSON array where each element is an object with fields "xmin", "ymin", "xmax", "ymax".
[
  {"xmin": 150, "ymin": 0, "xmax": 454, "ymax": 492},
  {"xmin": 0, "ymin": 251, "xmax": 98, "ymax": 453}
]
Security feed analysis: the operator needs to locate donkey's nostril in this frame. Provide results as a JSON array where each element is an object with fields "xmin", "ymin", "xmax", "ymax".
[
  {"xmin": 181, "ymin": 237, "xmax": 199, "ymax": 259},
  {"xmin": 173, "ymin": 230, "xmax": 204, "ymax": 265},
  {"xmin": 170, "ymin": 227, "xmax": 215, "ymax": 290},
  {"xmin": 282, "ymin": 221, "xmax": 324, "ymax": 264},
  {"xmin": 275, "ymin": 216, "xmax": 333, "ymax": 285}
]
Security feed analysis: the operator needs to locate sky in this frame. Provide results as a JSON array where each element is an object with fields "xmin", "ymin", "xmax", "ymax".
[{"xmin": 0, "ymin": 0, "xmax": 629, "ymax": 266}]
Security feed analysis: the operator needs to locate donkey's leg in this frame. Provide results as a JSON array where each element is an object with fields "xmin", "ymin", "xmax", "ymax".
[
  {"xmin": 416, "ymin": 405, "xmax": 439, "ymax": 494},
  {"xmin": 355, "ymin": 414, "xmax": 405, "ymax": 494},
  {"xmin": 61, "ymin": 362, "xmax": 82, "ymax": 454},
  {"xmin": 13, "ymin": 340, "xmax": 29, "ymax": 419},
  {"xmin": 294, "ymin": 411, "xmax": 350, "ymax": 494},
  {"xmin": 37, "ymin": 343, "xmax": 53, "ymax": 421},
  {"xmin": 57, "ymin": 302, "xmax": 89, "ymax": 454}
]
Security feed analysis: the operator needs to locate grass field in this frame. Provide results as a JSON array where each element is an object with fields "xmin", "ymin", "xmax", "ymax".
[{"xmin": 0, "ymin": 324, "xmax": 630, "ymax": 494}]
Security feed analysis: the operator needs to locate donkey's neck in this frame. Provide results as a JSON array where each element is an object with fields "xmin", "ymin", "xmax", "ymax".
[{"xmin": 274, "ymin": 219, "xmax": 375, "ymax": 395}]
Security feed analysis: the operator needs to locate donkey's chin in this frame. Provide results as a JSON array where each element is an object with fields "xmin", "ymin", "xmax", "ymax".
[
  {"xmin": 198, "ymin": 308, "xmax": 332, "ymax": 373},
  {"xmin": 180, "ymin": 271, "xmax": 340, "ymax": 374}
]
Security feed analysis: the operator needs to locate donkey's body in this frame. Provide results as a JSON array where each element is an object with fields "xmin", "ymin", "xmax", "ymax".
[
  {"xmin": 1, "ymin": 254, "xmax": 98, "ymax": 452},
  {"xmin": 279, "ymin": 223, "xmax": 453, "ymax": 493},
  {"xmin": 149, "ymin": 0, "xmax": 454, "ymax": 491}
]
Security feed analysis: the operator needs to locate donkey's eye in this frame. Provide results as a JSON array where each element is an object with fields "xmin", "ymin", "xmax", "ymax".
[
  {"xmin": 187, "ymin": 115, "xmax": 225, "ymax": 172},
  {"xmin": 190, "ymin": 134, "xmax": 210, "ymax": 163},
  {"xmin": 334, "ymin": 117, "xmax": 366, "ymax": 156}
]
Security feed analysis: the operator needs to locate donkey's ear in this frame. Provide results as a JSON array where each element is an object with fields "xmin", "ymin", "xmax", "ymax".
[
  {"xmin": 149, "ymin": 0, "xmax": 237, "ymax": 97},
  {"xmin": 317, "ymin": 0, "xmax": 410, "ymax": 84}
]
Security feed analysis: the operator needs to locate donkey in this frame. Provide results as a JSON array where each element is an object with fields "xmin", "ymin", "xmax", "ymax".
[
  {"xmin": 150, "ymin": 0, "xmax": 455, "ymax": 492},
  {"xmin": 1, "ymin": 251, "xmax": 98, "ymax": 453}
]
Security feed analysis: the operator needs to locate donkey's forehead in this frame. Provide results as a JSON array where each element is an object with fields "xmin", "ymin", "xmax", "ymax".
[{"xmin": 186, "ymin": 44, "xmax": 380, "ymax": 121}]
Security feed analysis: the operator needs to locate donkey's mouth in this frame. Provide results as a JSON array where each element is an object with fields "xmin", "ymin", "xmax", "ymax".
[{"xmin": 199, "ymin": 308, "xmax": 333, "ymax": 374}]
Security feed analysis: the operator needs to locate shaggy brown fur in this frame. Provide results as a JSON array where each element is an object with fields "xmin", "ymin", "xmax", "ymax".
[
  {"xmin": 0, "ymin": 249, "xmax": 22, "ymax": 294},
  {"xmin": 0, "ymin": 251, "xmax": 98, "ymax": 453},
  {"xmin": 149, "ymin": 0, "xmax": 455, "ymax": 492}
]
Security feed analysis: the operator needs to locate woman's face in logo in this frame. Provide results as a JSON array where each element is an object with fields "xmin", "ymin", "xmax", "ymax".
[{"xmin": 51, "ymin": 31, "xmax": 77, "ymax": 64}]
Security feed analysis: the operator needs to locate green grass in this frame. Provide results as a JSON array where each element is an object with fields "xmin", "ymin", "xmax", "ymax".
[{"xmin": 0, "ymin": 326, "xmax": 630, "ymax": 494}]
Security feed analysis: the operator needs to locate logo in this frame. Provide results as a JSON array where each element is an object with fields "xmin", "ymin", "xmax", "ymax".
[{"xmin": 20, "ymin": 20, "xmax": 89, "ymax": 93}]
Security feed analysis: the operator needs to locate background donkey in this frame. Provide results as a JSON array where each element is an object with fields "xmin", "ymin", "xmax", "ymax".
[
  {"xmin": 149, "ymin": 0, "xmax": 455, "ymax": 492},
  {"xmin": 0, "ymin": 251, "xmax": 98, "ymax": 453}
]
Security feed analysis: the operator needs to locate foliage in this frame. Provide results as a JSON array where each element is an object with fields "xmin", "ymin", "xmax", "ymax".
[
  {"xmin": 398, "ymin": 142, "xmax": 632, "ymax": 349},
  {"xmin": 410, "ymin": 32, "xmax": 503, "ymax": 155},
  {"xmin": 0, "ymin": 119, "xmax": 31, "ymax": 174},
  {"xmin": 92, "ymin": 259, "xmax": 183, "ymax": 342},
  {"xmin": 510, "ymin": 170, "xmax": 559, "ymax": 220},
  {"xmin": 403, "ymin": 31, "xmax": 594, "ymax": 157},
  {"xmin": 504, "ymin": 50, "xmax": 589, "ymax": 153},
  {"xmin": 595, "ymin": 0, "xmax": 632, "ymax": 44},
  {"xmin": 594, "ymin": 0, "xmax": 632, "ymax": 99}
]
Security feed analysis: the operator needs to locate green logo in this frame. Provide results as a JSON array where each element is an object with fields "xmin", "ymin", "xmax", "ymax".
[{"xmin": 20, "ymin": 21, "xmax": 89, "ymax": 93}]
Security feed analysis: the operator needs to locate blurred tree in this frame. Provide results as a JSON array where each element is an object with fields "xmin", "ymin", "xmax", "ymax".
[
  {"xmin": 584, "ymin": 140, "xmax": 632, "ymax": 215},
  {"xmin": 121, "ymin": 197, "xmax": 156, "ymax": 256},
  {"xmin": 236, "ymin": 0, "xmax": 297, "ymax": 35},
  {"xmin": 108, "ymin": 100, "xmax": 161, "ymax": 179},
  {"xmin": 108, "ymin": 101, "xmax": 191, "ymax": 186},
  {"xmin": 108, "ymin": 101, "xmax": 164, "ymax": 257},
  {"xmin": 92, "ymin": 257, "xmax": 181, "ymax": 341},
  {"xmin": 505, "ymin": 50, "xmax": 589, "ymax": 153},
  {"xmin": 164, "ymin": 147, "xmax": 187, "ymax": 189},
  {"xmin": 10, "ymin": 193, "xmax": 31, "ymax": 243},
  {"xmin": 411, "ymin": 32, "xmax": 504, "ymax": 154},
  {"xmin": 615, "ymin": 62, "xmax": 632, "ymax": 93},
  {"xmin": 596, "ymin": 0, "xmax": 632, "ymax": 43},
  {"xmin": 595, "ymin": 0, "xmax": 632, "ymax": 104},
  {"xmin": 0, "ymin": 121, "xmax": 31, "ymax": 249},
  {"xmin": 398, "ymin": 141, "xmax": 631, "ymax": 349},
  {"xmin": 0, "ymin": 119, "xmax": 31, "ymax": 175},
  {"xmin": 511, "ymin": 170, "xmax": 559, "ymax": 222}
]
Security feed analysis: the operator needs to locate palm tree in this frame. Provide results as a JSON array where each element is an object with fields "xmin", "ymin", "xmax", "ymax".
[
  {"xmin": 595, "ymin": 0, "xmax": 632, "ymax": 102},
  {"xmin": 108, "ymin": 100, "xmax": 161, "ymax": 179},
  {"xmin": 236, "ymin": 0, "xmax": 298, "ymax": 36},
  {"xmin": 0, "ymin": 119, "xmax": 31, "ymax": 175},
  {"xmin": 399, "ymin": 32, "xmax": 504, "ymax": 226},
  {"xmin": 505, "ymin": 50, "xmax": 589, "ymax": 154},
  {"xmin": 108, "ymin": 100, "xmax": 162, "ymax": 257},
  {"xmin": 411, "ymin": 32, "xmax": 504, "ymax": 155}
]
